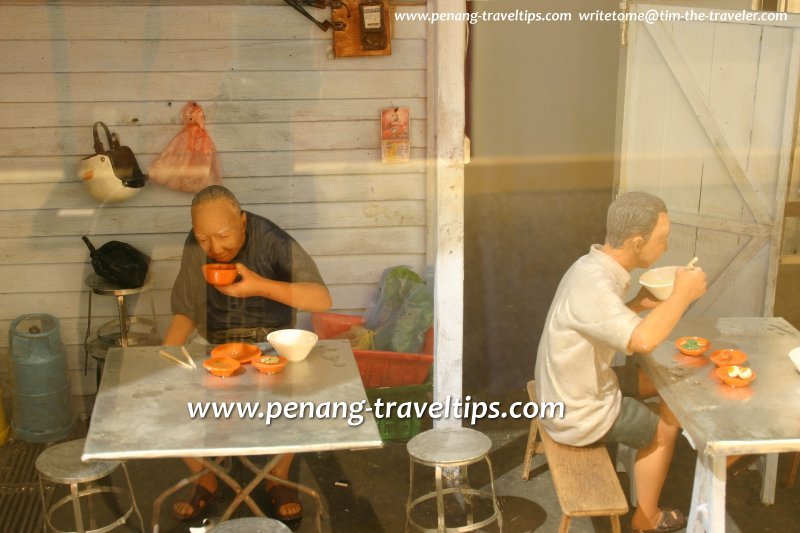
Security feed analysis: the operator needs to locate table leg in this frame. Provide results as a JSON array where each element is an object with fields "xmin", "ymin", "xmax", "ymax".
[
  {"xmin": 687, "ymin": 453, "xmax": 726, "ymax": 533},
  {"xmin": 757, "ymin": 453, "xmax": 778, "ymax": 505},
  {"xmin": 240, "ymin": 455, "xmax": 326, "ymax": 532}
]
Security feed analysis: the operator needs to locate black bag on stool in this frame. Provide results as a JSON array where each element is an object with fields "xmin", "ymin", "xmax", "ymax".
[{"xmin": 82, "ymin": 236, "xmax": 150, "ymax": 288}]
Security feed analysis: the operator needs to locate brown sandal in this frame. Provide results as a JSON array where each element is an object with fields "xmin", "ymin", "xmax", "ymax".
[
  {"xmin": 631, "ymin": 508, "xmax": 686, "ymax": 533},
  {"xmin": 171, "ymin": 484, "xmax": 219, "ymax": 521},
  {"xmin": 266, "ymin": 484, "xmax": 303, "ymax": 521}
]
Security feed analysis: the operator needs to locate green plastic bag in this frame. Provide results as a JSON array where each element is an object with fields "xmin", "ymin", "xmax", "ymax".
[{"xmin": 364, "ymin": 266, "xmax": 433, "ymax": 353}]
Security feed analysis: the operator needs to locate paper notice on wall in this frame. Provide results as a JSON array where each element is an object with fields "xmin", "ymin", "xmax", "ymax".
[{"xmin": 381, "ymin": 107, "xmax": 410, "ymax": 163}]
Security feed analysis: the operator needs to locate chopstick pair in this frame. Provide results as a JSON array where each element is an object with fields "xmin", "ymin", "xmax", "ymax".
[{"xmin": 158, "ymin": 346, "xmax": 197, "ymax": 370}]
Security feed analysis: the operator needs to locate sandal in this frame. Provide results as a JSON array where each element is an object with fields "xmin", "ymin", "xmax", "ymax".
[
  {"xmin": 266, "ymin": 484, "xmax": 303, "ymax": 521},
  {"xmin": 171, "ymin": 483, "xmax": 219, "ymax": 521},
  {"xmin": 631, "ymin": 508, "xmax": 686, "ymax": 533}
]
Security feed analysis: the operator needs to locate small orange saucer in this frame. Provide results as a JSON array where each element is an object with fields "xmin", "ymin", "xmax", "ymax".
[
  {"xmin": 210, "ymin": 343, "xmax": 261, "ymax": 364},
  {"xmin": 716, "ymin": 366, "xmax": 755, "ymax": 387},
  {"xmin": 675, "ymin": 336, "xmax": 710, "ymax": 356},
  {"xmin": 709, "ymin": 349, "xmax": 747, "ymax": 367},
  {"xmin": 251, "ymin": 354, "xmax": 289, "ymax": 375},
  {"xmin": 203, "ymin": 357, "xmax": 241, "ymax": 377}
]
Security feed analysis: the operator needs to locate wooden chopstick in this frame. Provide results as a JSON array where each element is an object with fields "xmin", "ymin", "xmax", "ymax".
[
  {"xmin": 180, "ymin": 346, "xmax": 197, "ymax": 369},
  {"xmin": 159, "ymin": 349, "xmax": 194, "ymax": 370}
]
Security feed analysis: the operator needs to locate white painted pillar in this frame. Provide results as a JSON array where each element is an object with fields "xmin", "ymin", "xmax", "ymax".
[{"xmin": 427, "ymin": 0, "xmax": 466, "ymax": 428}]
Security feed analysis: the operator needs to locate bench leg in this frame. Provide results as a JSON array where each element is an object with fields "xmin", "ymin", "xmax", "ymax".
[
  {"xmin": 522, "ymin": 419, "xmax": 540, "ymax": 481},
  {"xmin": 557, "ymin": 514, "xmax": 570, "ymax": 533},
  {"xmin": 757, "ymin": 453, "xmax": 778, "ymax": 505},
  {"xmin": 610, "ymin": 514, "xmax": 621, "ymax": 533},
  {"xmin": 787, "ymin": 452, "xmax": 800, "ymax": 488}
]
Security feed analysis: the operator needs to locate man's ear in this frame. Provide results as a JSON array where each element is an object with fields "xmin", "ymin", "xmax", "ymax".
[
  {"xmin": 240, "ymin": 211, "xmax": 247, "ymax": 228},
  {"xmin": 628, "ymin": 235, "xmax": 645, "ymax": 254}
]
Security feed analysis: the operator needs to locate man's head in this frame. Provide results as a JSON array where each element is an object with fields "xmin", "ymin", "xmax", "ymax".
[
  {"xmin": 606, "ymin": 192, "xmax": 669, "ymax": 268},
  {"xmin": 191, "ymin": 185, "xmax": 247, "ymax": 263}
]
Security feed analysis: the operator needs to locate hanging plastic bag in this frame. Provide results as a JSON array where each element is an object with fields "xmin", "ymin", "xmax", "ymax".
[
  {"xmin": 364, "ymin": 266, "xmax": 433, "ymax": 353},
  {"xmin": 149, "ymin": 102, "xmax": 221, "ymax": 193},
  {"xmin": 332, "ymin": 325, "xmax": 376, "ymax": 351}
]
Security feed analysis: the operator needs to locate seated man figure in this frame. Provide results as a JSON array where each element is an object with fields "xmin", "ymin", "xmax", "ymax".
[
  {"xmin": 535, "ymin": 191, "xmax": 706, "ymax": 533},
  {"xmin": 164, "ymin": 185, "xmax": 332, "ymax": 521}
]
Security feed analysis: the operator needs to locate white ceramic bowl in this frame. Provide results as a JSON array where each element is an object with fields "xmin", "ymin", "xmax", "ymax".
[
  {"xmin": 639, "ymin": 266, "xmax": 678, "ymax": 301},
  {"xmin": 267, "ymin": 329, "xmax": 318, "ymax": 362}
]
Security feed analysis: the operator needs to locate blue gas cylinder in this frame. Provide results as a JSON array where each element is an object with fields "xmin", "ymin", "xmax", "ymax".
[{"xmin": 9, "ymin": 314, "xmax": 75, "ymax": 442}]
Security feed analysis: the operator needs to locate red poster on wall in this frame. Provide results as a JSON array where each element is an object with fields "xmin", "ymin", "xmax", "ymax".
[{"xmin": 381, "ymin": 107, "xmax": 410, "ymax": 163}]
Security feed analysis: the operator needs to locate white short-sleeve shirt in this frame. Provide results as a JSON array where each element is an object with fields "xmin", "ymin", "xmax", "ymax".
[{"xmin": 534, "ymin": 245, "xmax": 642, "ymax": 446}]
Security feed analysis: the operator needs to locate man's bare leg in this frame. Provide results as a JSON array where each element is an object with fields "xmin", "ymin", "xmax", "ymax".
[
  {"xmin": 265, "ymin": 453, "xmax": 301, "ymax": 519},
  {"xmin": 172, "ymin": 457, "xmax": 218, "ymax": 518}
]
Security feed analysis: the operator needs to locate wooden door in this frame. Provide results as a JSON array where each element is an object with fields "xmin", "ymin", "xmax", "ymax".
[{"xmin": 616, "ymin": 4, "xmax": 800, "ymax": 316}]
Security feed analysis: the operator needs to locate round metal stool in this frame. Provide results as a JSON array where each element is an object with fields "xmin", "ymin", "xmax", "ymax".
[
  {"xmin": 211, "ymin": 517, "xmax": 292, "ymax": 532},
  {"xmin": 406, "ymin": 427, "xmax": 502, "ymax": 532},
  {"xmin": 35, "ymin": 439, "xmax": 144, "ymax": 533},
  {"xmin": 83, "ymin": 272, "xmax": 160, "ymax": 388}
]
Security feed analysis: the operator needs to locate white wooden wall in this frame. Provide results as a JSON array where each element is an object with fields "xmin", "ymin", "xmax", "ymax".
[{"xmin": 0, "ymin": 3, "xmax": 429, "ymax": 395}]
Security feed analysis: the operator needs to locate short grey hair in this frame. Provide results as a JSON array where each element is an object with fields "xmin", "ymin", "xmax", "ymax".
[
  {"xmin": 191, "ymin": 185, "xmax": 241, "ymax": 213},
  {"xmin": 606, "ymin": 192, "xmax": 667, "ymax": 248}
]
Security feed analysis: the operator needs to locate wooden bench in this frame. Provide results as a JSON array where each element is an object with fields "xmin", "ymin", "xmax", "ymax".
[{"xmin": 521, "ymin": 380, "xmax": 628, "ymax": 533}]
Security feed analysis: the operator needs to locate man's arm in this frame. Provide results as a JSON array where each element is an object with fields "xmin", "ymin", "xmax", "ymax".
[
  {"xmin": 627, "ymin": 267, "xmax": 707, "ymax": 354},
  {"xmin": 163, "ymin": 313, "xmax": 197, "ymax": 346},
  {"xmin": 215, "ymin": 264, "xmax": 332, "ymax": 312}
]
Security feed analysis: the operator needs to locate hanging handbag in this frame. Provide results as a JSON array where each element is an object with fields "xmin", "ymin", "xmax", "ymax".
[
  {"xmin": 81, "ymin": 236, "xmax": 150, "ymax": 289},
  {"xmin": 79, "ymin": 122, "xmax": 147, "ymax": 203}
]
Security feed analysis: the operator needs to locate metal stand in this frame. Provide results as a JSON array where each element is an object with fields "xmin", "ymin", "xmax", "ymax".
[
  {"xmin": 83, "ymin": 273, "xmax": 160, "ymax": 388},
  {"xmin": 406, "ymin": 428, "xmax": 502, "ymax": 533}
]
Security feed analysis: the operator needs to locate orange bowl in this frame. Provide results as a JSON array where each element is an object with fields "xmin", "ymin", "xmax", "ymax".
[
  {"xmin": 251, "ymin": 354, "xmax": 289, "ymax": 375},
  {"xmin": 709, "ymin": 349, "xmax": 747, "ymax": 367},
  {"xmin": 716, "ymin": 365, "xmax": 755, "ymax": 387},
  {"xmin": 675, "ymin": 336, "xmax": 710, "ymax": 356},
  {"xmin": 202, "ymin": 263, "xmax": 238, "ymax": 286},
  {"xmin": 203, "ymin": 357, "xmax": 240, "ymax": 377},
  {"xmin": 210, "ymin": 342, "xmax": 261, "ymax": 364}
]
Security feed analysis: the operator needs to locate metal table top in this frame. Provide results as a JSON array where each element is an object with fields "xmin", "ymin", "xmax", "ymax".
[
  {"xmin": 639, "ymin": 317, "xmax": 800, "ymax": 456},
  {"xmin": 82, "ymin": 339, "xmax": 383, "ymax": 461}
]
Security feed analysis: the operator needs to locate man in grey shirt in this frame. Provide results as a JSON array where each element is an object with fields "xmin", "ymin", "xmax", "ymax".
[{"xmin": 535, "ymin": 192, "xmax": 707, "ymax": 533}]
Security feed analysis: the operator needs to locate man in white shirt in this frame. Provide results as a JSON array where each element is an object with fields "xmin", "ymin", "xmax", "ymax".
[{"xmin": 535, "ymin": 191, "xmax": 706, "ymax": 533}]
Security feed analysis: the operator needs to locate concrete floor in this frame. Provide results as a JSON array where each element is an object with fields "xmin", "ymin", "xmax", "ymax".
[{"xmin": 2, "ymin": 391, "xmax": 800, "ymax": 533}]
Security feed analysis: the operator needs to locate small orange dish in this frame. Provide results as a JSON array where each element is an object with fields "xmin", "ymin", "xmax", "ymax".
[
  {"xmin": 675, "ymin": 336, "xmax": 710, "ymax": 356},
  {"xmin": 210, "ymin": 342, "xmax": 261, "ymax": 364},
  {"xmin": 203, "ymin": 357, "xmax": 241, "ymax": 377},
  {"xmin": 251, "ymin": 354, "xmax": 289, "ymax": 375},
  {"xmin": 709, "ymin": 349, "xmax": 747, "ymax": 367},
  {"xmin": 716, "ymin": 365, "xmax": 755, "ymax": 387},
  {"xmin": 203, "ymin": 263, "xmax": 238, "ymax": 286}
]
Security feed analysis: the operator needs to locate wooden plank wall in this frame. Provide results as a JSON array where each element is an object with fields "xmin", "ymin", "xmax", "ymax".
[{"xmin": 0, "ymin": 3, "xmax": 428, "ymax": 395}]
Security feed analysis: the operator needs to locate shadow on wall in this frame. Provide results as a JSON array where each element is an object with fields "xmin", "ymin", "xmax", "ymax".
[{"xmin": 463, "ymin": 160, "xmax": 612, "ymax": 395}]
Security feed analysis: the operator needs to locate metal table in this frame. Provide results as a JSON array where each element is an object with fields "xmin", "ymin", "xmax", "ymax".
[
  {"xmin": 82, "ymin": 339, "xmax": 383, "ymax": 532},
  {"xmin": 639, "ymin": 317, "xmax": 800, "ymax": 533}
]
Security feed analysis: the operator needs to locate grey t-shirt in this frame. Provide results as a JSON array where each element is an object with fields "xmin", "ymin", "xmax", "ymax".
[
  {"xmin": 534, "ymin": 245, "xmax": 642, "ymax": 446},
  {"xmin": 171, "ymin": 211, "xmax": 326, "ymax": 340}
]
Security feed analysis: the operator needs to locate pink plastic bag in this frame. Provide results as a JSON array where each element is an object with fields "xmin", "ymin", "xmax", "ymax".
[{"xmin": 149, "ymin": 102, "xmax": 221, "ymax": 193}]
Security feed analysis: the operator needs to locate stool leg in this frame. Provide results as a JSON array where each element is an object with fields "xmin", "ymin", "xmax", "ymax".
[
  {"xmin": 435, "ymin": 465, "xmax": 445, "ymax": 533},
  {"xmin": 786, "ymin": 452, "xmax": 800, "ymax": 488},
  {"xmin": 610, "ymin": 514, "xmax": 621, "ymax": 533},
  {"xmin": 557, "ymin": 515, "xmax": 570, "ymax": 533},
  {"xmin": 38, "ymin": 474, "xmax": 52, "ymax": 533},
  {"xmin": 462, "ymin": 465, "xmax": 473, "ymax": 525},
  {"xmin": 121, "ymin": 463, "xmax": 145, "ymax": 532},
  {"xmin": 70, "ymin": 482, "xmax": 86, "ymax": 533},
  {"xmin": 522, "ymin": 419, "xmax": 539, "ymax": 481}
]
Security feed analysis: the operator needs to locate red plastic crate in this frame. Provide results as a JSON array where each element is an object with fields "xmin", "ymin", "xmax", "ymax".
[{"xmin": 353, "ymin": 350, "xmax": 433, "ymax": 388}]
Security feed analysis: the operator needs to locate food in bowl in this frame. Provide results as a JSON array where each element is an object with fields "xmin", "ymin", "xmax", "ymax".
[
  {"xmin": 675, "ymin": 336, "xmax": 710, "ymax": 356},
  {"xmin": 202, "ymin": 357, "xmax": 241, "ymax": 377},
  {"xmin": 202, "ymin": 263, "xmax": 238, "ymax": 286},
  {"xmin": 639, "ymin": 266, "xmax": 679, "ymax": 301},
  {"xmin": 716, "ymin": 365, "xmax": 755, "ymax": 387},
  {"xmin": 267, "ymin": 329, "xmax": 318, "ymax": 362},
  {"xmin": 251, "ymin": 354, "xmax": 289, "ymax": 374}
]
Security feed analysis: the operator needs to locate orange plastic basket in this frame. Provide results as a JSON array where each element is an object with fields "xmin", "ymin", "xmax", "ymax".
[{"xmin": 353, "ymin": 350, "xmax": 433, "ymax": 388}]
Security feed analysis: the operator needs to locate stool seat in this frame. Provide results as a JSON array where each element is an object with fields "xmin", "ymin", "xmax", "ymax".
[
  {"xmin": 84, "ymin": 272, "xmax": 156, "ymax": 296},
  {"xmin": 36, "ymin": 439, "xmax": 120, "ymax": 485},
  {"xmin": 211, "ymin": 517, "xmax": 293, "ymax": 532},
  {"xmin": 408, "ymin": 427, "xmax": 492, "ymax": 465}
]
